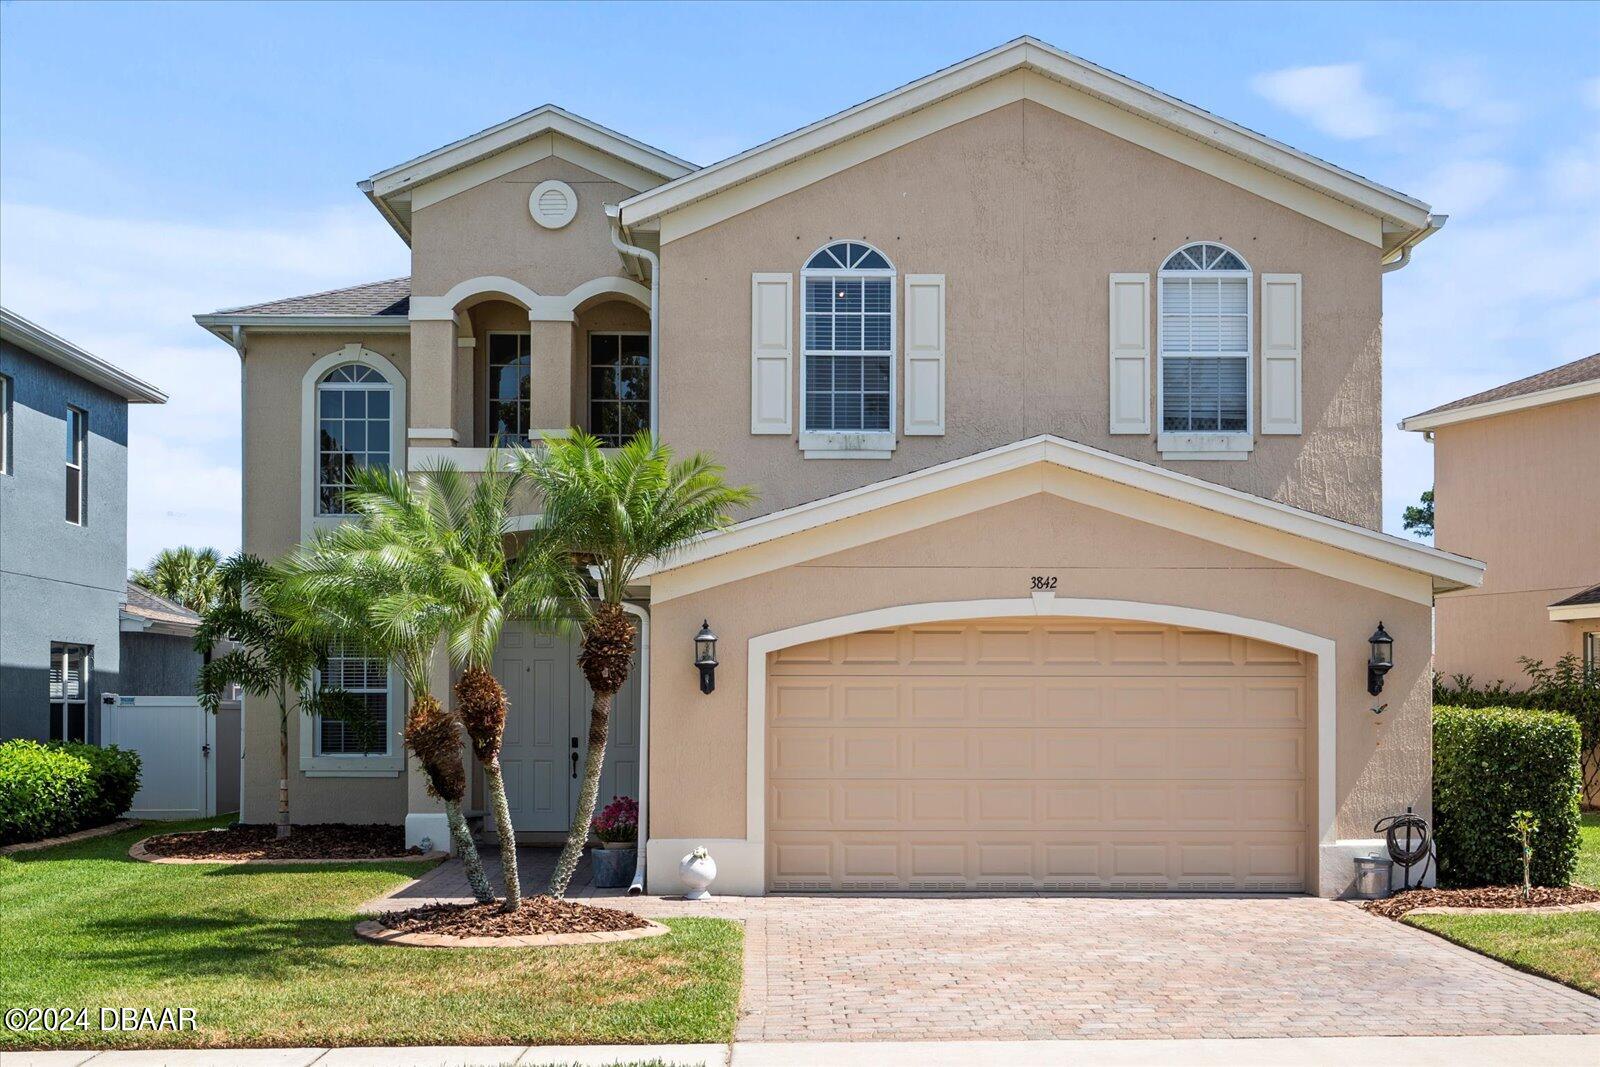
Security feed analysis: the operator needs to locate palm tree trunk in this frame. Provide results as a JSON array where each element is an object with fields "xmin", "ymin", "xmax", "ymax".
[
  {"xmin": 549, "ymin": 688, "xmax": 613, "ymax": 898},
  {"xmin": 276, "ymin": 696, "xmax": 290, "ymax": 839},
  {"xmin": 445, "ymin": 798, "xmax": 495, "ymax": 903},
  {"xmin": 483, "ymin": 756, "xmax": 521, "ymax": 910}
]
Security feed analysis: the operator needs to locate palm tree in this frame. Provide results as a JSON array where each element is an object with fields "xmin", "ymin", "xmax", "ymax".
[
  {"xmin": 291, "ymin": 461, "xmax": 558, "ymax": 910},
  {"xmin": 517, "ymin": 431, "xmax": 754, "ymax": 898},
  {"xmin": 195, "ymin": 554, "xmax": 364, "ymax": 839},
  {"xmin": 273, "ymin": 518, "xmax": 495, "ymax": 903},
  {"xmin": 133, "ymin": 546, "xmax": 225, "ymax": 613}
]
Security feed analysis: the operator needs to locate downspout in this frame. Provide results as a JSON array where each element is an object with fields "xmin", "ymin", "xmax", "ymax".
[
  {"xmin": 623, "ymin": 601, "xmax": 651, "ymax": 894},
  {"xmin": 606, "ymin": 205, "xmax": 661, "ymax": 437},
  {"xmin": 1382, "ymin": 214, "xmax": 1448, "ymax": 273}
]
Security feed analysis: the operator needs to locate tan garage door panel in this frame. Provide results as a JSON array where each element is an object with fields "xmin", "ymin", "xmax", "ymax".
[{"xmin": 767, "ymin": 619, "xmax": 1308, "ymax": 892}]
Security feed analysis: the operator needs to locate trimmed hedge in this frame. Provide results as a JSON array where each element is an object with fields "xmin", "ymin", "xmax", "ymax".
[
  {"xmin": 0, "ymin": 740, "xmax": 142, "ymax": 846},
  {"xmin": 1434, "ymin": 705, "xmax": 1581, "ymax": 887}
]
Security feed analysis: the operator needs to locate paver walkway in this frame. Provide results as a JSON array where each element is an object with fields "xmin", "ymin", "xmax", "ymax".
[{"xmin": 373, "ymin": 848, "xmax": 1600, "ymax": 1042}]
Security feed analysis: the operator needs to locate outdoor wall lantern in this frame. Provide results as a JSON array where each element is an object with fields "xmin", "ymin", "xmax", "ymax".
[
  {"xmin": 1367, "ymin": 622, "xmax": 1394, "ymax": 696},
  {"xmin": 695, "ymin": 620, "xmax": 719, "ymax": 695}
]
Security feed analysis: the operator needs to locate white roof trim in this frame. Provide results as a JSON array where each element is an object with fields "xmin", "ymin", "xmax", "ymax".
[
  {"xmin": 639, "ymin": 434, "xmax": 1485, "ymax": 595},
  {"xmin": 1, "ymin": 307, "xmax": 167, "ymax": 404},
  {"xmin": 1549, "ymin": 602, "xmax": 1600, "ymax": 623},
  {"xmin": 1400, "ymin": 378, "xmax": 1600, "ymax": 432},
  {"xmin": 360, "ymin": 104, "xmax": 696, "ymax": 240},
  {"xmin": 619, "ymin": 37, "xmax": 1433, "ymax": 240}
]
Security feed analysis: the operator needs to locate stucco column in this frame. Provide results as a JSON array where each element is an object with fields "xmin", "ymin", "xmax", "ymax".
[
  {"xmin": 408, "ymin": 317, "xmax": 459, "ymax": 447},
  {"xmin": 529, "ymin": 316, "xmax": 575, "ymax": 434},
  {"xmin": 402, "ymin": 639, "xmax": 452, "ymax": 851}
]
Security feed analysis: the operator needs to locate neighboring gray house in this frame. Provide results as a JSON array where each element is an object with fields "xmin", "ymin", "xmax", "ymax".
[
  {"xmin": 120, "ymin": 583, "xmax": 206, "ymax": 698},
  {"xmin": 0, "ymin": 307, "xmax": 167, "ymax": 743}
]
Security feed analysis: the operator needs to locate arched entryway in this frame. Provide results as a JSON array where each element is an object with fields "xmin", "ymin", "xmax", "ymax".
[{"xmin": 750, "ymin": 599, "xmax": 1332, "ymax": 893}]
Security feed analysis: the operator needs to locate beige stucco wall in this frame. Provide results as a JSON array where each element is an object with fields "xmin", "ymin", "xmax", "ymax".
[
  {"xmin": 411, "ymin": 154, "xmax": 640, "ymax": 301},
  {"xmin": 659, "ymin": 98, "xmax": 1384, "ymax": 528},
  {"xmin": 239, "ymin": 331, "xmax": 413, "ymax": 825},
  {"xmin": 1433, "ymin": 395, "xmax": 1600, "ymax": 684},
  {"xmin": 647, "ymin": 491, "xmax": 1433, "ymax": 858}
]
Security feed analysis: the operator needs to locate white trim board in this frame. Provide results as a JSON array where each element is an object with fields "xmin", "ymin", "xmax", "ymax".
[
  {"xmin": 621, "ymin": 38, "xmax": 1434, "ymax": 249},
  {"xmin": 410, "ymin": 275, "xmax": 649, "ymax": 323},
  {"xmin": 2, "ymin": 307, "xmax": 168, "ymax": 403},
  {"xmin": 730, "ymin": 596, "xmax": 1339, "ymax": 897},
  {"xmin": 1550, "ymin": 603, "xmax": 1600, "ymax": 623},
  {"xmin": 1400, "ymin": 377, "xmax": 1600, "ymax": 432},
  {"xmin": 638, "ymin": 435, "xmax": 1484, "ymax": 603}
]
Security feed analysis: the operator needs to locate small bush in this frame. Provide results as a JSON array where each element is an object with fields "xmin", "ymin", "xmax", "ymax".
[
  {"xmin": 1434, "ymin": 706, "xmax": 1581, "ymax": 887},
  {"xmin": 0, "ymin": 739, "xmax": 143, "ymax": 846}
]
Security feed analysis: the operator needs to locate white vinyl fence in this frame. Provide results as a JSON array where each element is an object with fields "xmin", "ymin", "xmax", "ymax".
[{"xmin": 100, "ymin": 696, "xmax": 238, "ymax": 820}]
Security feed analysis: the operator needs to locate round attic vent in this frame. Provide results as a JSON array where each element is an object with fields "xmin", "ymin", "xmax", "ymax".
[{"xmin": 529, "ymin": 180, "xmax": 577, "ymax": 229}]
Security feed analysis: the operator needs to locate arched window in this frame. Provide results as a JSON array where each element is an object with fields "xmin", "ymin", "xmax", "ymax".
[
  {"xmin": 316, "ymin": 363, "xmax": 392, "ymax": 515},
  {"xmin": 802, "ymin": 241, "xmax": 895, "ymax": 435},
  {"xmin": 1159, "ymin": 242, "xmax": 1251, "ymax": 437}
]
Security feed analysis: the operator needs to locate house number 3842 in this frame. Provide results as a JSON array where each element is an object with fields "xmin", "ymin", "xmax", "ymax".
[{"xmin": 1030, "ymin": 576, "xmax": 1058, "ymax": 590}]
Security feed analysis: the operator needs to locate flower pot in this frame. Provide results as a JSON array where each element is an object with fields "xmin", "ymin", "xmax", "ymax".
[
  {"xmin": 599, "ymin": 840, "xmax": 635, "ymax": 850},
  {"xmin": 590, "ymin": 845, "xmax": 636, "ymax": 889},
  {"xmin": 680, "ymin": 848, "xmax": 717, "ymax": 900}
]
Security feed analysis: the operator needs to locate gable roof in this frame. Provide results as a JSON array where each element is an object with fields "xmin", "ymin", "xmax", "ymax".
[
  {"xmin": 194, "ymin": 278, "xmax": 412, "ymax": 341},
  {"xmin": 1401, "ymin": 353, "xmax": 1600, "ymax": 432},
  {"xmin": 0, "ymin": 307, "xmax": 167, "ymax": 404},
  {"xmin": 1549, "ymin": 582, "xmax": 1600, "ymax": 622},
  {"xmin": 122, "ymin": 582, "xmax": 201, "ymax": 636},
  {"xmin": 619, "ymin": 36, "xmax": 1440, "ymax": 256},
  {"xmin": 638, "ymin": 435, "xmax": 1484, "ymax": 602},
  {"xmin": 360, "ymin": 104, "xmax": 697, "ymax": 242}
]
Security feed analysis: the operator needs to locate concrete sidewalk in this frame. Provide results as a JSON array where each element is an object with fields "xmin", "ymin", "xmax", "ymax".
[{"xmin": 9, "ymin": 1035, "xmax": 1600, "ymax": 1067}]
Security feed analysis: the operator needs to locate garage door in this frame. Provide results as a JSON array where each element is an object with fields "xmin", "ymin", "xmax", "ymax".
[{"xmin": 767, "ymin": 618, "xmax": 1308, "ymax": 892}]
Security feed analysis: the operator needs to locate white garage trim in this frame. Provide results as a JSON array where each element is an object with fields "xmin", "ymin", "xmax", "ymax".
[{"xmin": 666, "ymin": 595, "xmax": 1341, "ymax": 896}]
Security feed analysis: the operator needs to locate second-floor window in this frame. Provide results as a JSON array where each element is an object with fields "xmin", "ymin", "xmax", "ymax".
[
  {"xmin": 588, "ymin": 333, "xmax": 649, "ymax": 447},
  {"xmin": 802, "ymin": 241, "xmax": 895, "ymax": 434},
  {"xmin": 487, "ymin": 332, "xmax": 532, "ymax": 445},
  {"xmin": 1159, "ymin": 242, "xmax": 1252, "ymax": 436},
  {"xmin": 65, "ymin": 406, "xmax": 87, "ymax": 524},
  {"xmin": 317, "ymin": 364, "xmax": 391, "ymax": 516}
]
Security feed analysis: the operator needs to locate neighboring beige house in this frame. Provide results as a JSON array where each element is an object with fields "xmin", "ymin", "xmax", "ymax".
[
  {"xmin": 1401, "ymin": 354, "xmax": 1600, "ymax": 686},
  {"xmin": 198, "ymin": 38, "xmax": 1482, "ymax": 898}
]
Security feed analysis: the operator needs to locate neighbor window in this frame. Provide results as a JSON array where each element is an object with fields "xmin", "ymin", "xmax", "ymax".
[
  {"xmin": 1159, "ymin": 242, "xmax": 1251, "ymax": 436},
  {"xmin": 1586, "ymin": 632, "xmax": 1599, "ymax": 674},
  {"xmin": 316, "ymin": 364, "xmax": 392, "ymax": 516},
  {"xmin": 64, "ymin": 406, "xmax": 87, "ymax": 524},
  {"xmin": 0, "ymin": 373, "xmax": 11, "ymax": 475},
  {"xmin": 316, "ymin": 641, "xmax": 390, "ymax": 756},
  {"xmin": 49, "ymin": 643, "xmax": 91, "ymax": 742},
  {"xmin": 802, "ymin": 241, "xmax": 895, "ymax": 434},
  {"xmin": 588, "ymin": 333, "xmax": 649, "ymax": 447},
  {"xmin": 486, "ymin": 332, "xmax": 533, "ymax": 445}
]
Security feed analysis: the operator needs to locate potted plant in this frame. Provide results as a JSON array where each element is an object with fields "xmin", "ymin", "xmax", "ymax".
[{"xmin": 589, "ymin": 795, "xmax": 638, "ymax": 889}]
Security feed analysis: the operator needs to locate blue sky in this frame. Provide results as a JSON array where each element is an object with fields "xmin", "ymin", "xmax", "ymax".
[{"xmin": 2, "ymin": 1, "xmax": 1596, "ymax": 567}]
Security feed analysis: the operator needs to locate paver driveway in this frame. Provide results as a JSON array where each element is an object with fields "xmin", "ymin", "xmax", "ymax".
[{"xmin": 379, "ymin": 849, "xmax": 1600, "ymax": 1042}]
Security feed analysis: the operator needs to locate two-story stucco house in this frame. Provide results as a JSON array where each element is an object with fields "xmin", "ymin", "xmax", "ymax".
[
  {"xmin": 0, "ymin": 307, "xmax": 168, "ymax": 742},
  {"xmin": 1401, "ymin": 354, "xmax": 1600, "ymax": 686},
  {"xmin": 198, "ymin": 39, "xmax": 1484, "ymax": 898}
]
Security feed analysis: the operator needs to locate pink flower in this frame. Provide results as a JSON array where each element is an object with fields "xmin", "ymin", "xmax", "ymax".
[{"xmin": 592, "ymin": 795, "xmax": 638, "ymax": 842}]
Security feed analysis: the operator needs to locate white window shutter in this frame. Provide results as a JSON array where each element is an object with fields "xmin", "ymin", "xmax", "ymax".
[
  {"xmin": 903, "ymin": 274, "xmax": 946, "ymax": 435},
  {"xmin": 1260, "ymin": 273, "xmax": 1303, "ymax": 435},
  {"xmin": 1108, "ymin": 273, "xmax": 1151, "ymax": 435},
  {"xmin": 750, "ymin": 272, "xmax": 793, "ymax": 435}
]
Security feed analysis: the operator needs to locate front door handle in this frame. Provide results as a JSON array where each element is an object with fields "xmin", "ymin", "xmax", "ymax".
[{"xmin": 570, "ymin": 750, "xmax": 579, "ymax": 778}]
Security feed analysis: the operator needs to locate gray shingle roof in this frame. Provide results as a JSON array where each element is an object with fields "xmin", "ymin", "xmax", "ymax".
[
  {"xmin": 123, "ymin": 582, "xmax": 202, "ymax": 630},
  {"xmin": 1411, "ymin": 353, "xmax": 1600, "ymax": 420},
  {"xmin": 213, "ymin": 277, "xmax": 410, "ymax": 317},
  {"xmin": 1551, "ymin": 583, "xmax": 1600, "ymax": 609}
]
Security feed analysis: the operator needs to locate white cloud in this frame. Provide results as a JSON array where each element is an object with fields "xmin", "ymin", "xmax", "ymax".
[
  {"xmin": 1419, "ymin": 158, "xmax": 1513, "ymax": 214},
  {"xmin": 1250, "ymin": 63, "xmax": 1399, "ymax": 139},
  {"xmin": 0, "ymin": 200, "xmax": 409, "ymax": 567}
]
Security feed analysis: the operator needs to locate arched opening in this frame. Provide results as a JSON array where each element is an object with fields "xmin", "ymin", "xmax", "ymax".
[{"xmin": 574, "ymin": 296, "xmax": 650, "ymax": 444}]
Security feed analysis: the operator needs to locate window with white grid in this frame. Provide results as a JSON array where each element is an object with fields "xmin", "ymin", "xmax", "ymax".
[
  {"xmin": 316, "ymin": 364, "xmax": 392, "ymax": 516},
  {"xmin": 802, "ymin": 241, "xmax": 894, "ymax": 433},
  {"xmin": 1159, "ymin": 243, "xmax": 1251, "ymax": 435},
  {"xmin": 316, "ymin": 641, "xmax": 390, "ymax": 756}
]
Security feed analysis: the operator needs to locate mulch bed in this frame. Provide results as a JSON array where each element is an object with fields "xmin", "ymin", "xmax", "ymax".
[
  {"xmin": 377, "ymin": 897, "xmax": 650, "ymax": 938},
  {"xmin": 139, "ymin": 823, "xmax": 424, "ymax": 861},
  {"xmin": 1364, "ymin": 885, "xmax": 1600, "ymax": 919}
]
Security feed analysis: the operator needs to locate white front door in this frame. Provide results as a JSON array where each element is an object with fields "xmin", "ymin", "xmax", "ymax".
[{"xmin": 494, "ymin": 623, "xmax": 641, "ymax": 833}]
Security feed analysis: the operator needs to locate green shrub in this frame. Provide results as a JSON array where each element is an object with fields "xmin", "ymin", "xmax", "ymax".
[
  {"xmin": 0, "ymin": 739, "xmax": 143, "ymax": 846},
  {"xmin": 1434, "ymin": 706, "xmax": 1581, "ymax": 887}
]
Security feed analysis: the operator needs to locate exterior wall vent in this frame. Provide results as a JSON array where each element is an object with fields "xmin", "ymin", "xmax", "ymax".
[{"xmin": 529, "ymin": 180, "xmax": 578, "ymax": 229}]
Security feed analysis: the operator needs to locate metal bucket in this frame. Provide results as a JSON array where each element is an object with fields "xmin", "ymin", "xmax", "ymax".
[
  {"xmin": 1352, "ymin": 854, "xmax": 1393, "ymax": 899},
  {"xmin": 590, "ymin": 846, "xmax": 636, "ymax": 889}
]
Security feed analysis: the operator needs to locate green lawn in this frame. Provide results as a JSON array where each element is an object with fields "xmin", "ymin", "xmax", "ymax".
[
  {"xmin": 1404, "ymin": 811, "xmax": 1600, "ymax": 996},
  {"xmin": 0, "ymin": 819, "xmax": 742, "ymax": 1050}
]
